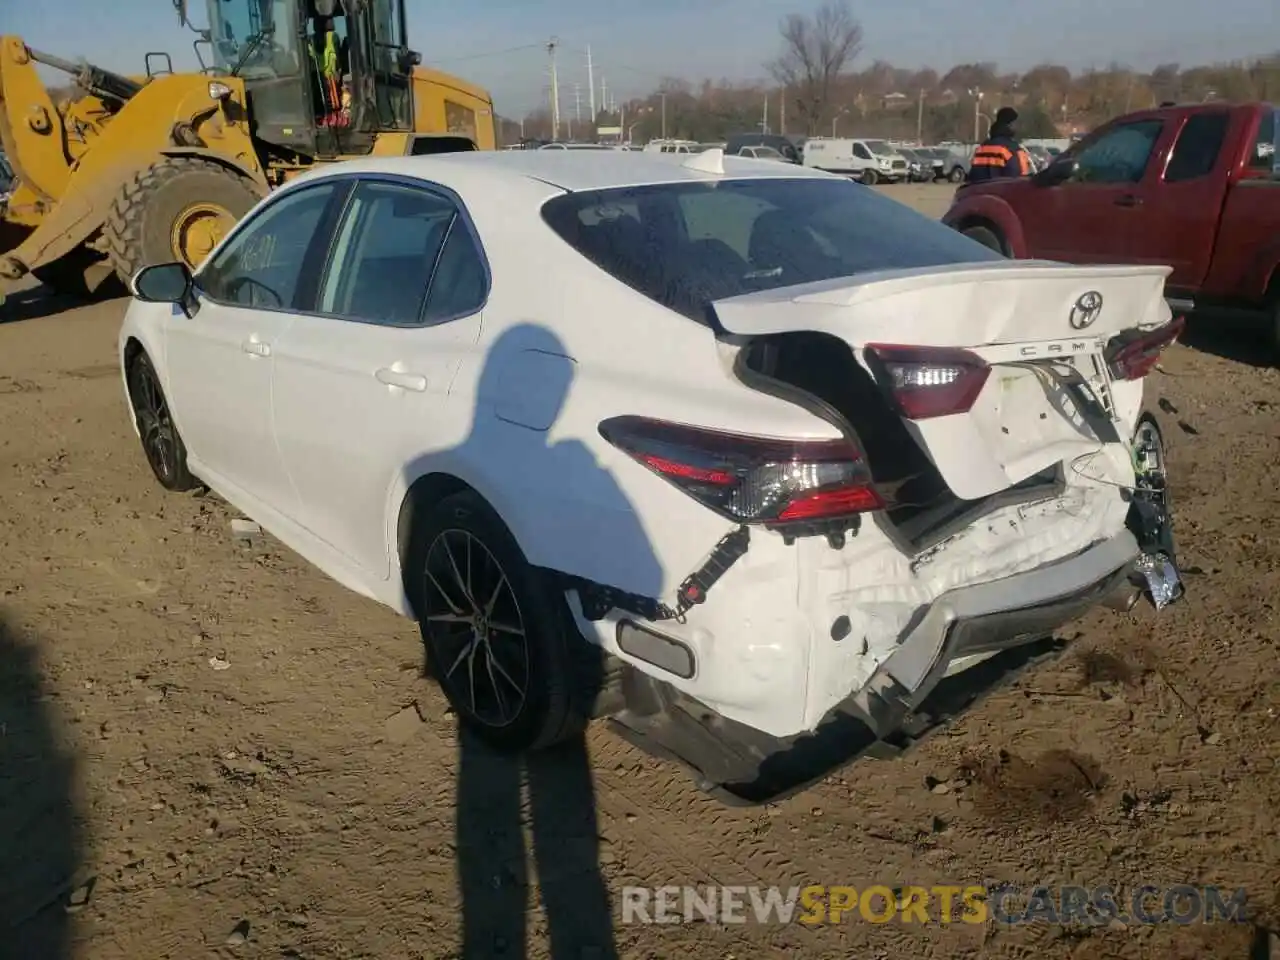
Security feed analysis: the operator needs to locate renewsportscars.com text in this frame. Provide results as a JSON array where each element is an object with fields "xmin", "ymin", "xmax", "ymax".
[{"xmin": 620, "ymin": 884, "xmax": 1250, "ymax": 926}]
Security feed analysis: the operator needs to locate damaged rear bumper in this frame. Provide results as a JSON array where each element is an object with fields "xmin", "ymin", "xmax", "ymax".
[{"xmin": 606, "ymin": 530, "xmax": 1146, "ymax": 805}]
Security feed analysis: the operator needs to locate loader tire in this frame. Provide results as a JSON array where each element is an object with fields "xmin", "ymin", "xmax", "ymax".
[{"xmin": 105, "ymin": 157, "xmax": 263, "ymax": 284}]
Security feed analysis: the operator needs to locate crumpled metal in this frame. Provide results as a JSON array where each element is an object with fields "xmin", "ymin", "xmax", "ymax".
[{"xmin": 1135, "ymin": 552, "xmax": 1182, "ymax": 610}]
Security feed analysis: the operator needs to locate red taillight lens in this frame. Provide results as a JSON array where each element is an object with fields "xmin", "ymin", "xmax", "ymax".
[
  {"xmin": 599, "ymin": 416, "xmax": 885, "ymax": 525},
  {"xmin": 1106, "ymin": 316, "xmax": 1185, "ymax": 381},
  {"xmin": 864, "ymin": 344, "xmax": 991, "ymax": 420}
]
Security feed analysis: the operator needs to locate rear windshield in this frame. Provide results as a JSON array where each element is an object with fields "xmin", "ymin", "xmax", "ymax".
[{"xmin": 540, "ymin": 177, "xmax": 1003, "ymax": 322}]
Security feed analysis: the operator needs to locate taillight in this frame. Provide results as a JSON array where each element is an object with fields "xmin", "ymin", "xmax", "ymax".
[
  {"xmin": 598, "ymin": 416, "xmax": 884, "ymax": 525},
  {"xmin": 864, "ymin": 344, "xmax": 991, "ymax": 420},
  {"xmin": 1106, "ymin": 316, "xmax": 1185, "ymax": 380}
]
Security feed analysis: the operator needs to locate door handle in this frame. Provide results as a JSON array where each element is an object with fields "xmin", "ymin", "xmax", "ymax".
[
  {"xmin": 375, "ymin": 367, "xmax": 427, "ymax": 392},
  {"xmin": 240, "ymin": 340, "xmax": 271, "ymax": 357},
  {"xmin": 1114, "ymin": 194, "xmax": 1142, "ymax": 207}
]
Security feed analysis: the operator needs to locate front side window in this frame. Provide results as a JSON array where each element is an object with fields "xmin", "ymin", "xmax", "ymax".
[
  {"xmin": 1069, "ymin": 119, "xmax": 1164, "ymax": 184},
  {"xmin": 319, "ymin": 181, "xmax": 456, "ymax": 325},
  {"xmin": 853, "ymin": 143, "xmax": 872, "ymax": 160},
  {"xmin": 542, "ymin": 177, "xmax": 1003, "ymax": 323},
  {"xmin": 198, "ymin": 183, "xmax": 339, "ymax": 309}
]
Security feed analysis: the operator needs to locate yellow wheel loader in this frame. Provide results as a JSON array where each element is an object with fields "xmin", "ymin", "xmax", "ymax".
[{"xmin": 0, "ymin": 0, "xmax": 497, "ymax": 298}]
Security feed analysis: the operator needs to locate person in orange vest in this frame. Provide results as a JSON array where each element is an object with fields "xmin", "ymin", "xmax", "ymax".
[{"xmin": 966, "ymin": 107, "xmax": 1033, "ymax": 182}]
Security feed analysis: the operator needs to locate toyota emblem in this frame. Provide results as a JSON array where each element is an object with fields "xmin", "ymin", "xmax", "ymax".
[{"xmin": 1069, "ymin": 291, "xmax": 1104, "ymax": 329}]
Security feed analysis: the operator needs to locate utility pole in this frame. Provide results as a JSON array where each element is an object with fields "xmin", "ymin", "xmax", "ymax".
[
  {"xmin": 574, "ymin": 83, "xmax": 582, "ymax": 124},
  {"xmin": 661, "ymin": 92, "xmax": 667, "ymax": 139},
  {"xmin": 969, "ymin": 87, "xmax": 982, "ymax": 144},
  {"xmin": 547, "ymin": 37, "xmax": 561, "ymax": 141},
  {"xmin": 600, "ymin": 76, "xmax": 608, "ymax": 116},
  {"xmin": 779, "ymin": 90, "xmax": 785, "ymax": 136},
  {"xmin": 586, "ymin": 46, "xmax": 596, "ymax": 121},
  {"xmin": 916, "ymin": 89, "xmax": 924, "ymax": 143},
  {"xmin": 761, "ymin": 95, "xmax": 768, "ymax": 134}
]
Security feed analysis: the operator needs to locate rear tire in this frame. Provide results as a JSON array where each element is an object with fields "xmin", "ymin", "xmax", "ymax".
[
  {"xmin": 126, "ymin": 351, "xmax": 199, "ymax": 492},
  {"xmin": 962, "ymin": 225, "xmax": 1006, "ymax": 255},
  {"xmin": 860, "ymin": 168, "xmax": 879, "ymax": 186},
  {"xmin": 409, "ymin": 490, "xmax": 593, "ymax": 753},
  {"xmin": 105, "ymin": 157, "xmax": 263, "ymax": 285},
  {"xmin": 949, "ymin": 165, "xmax": 966, "ymax": 183}
]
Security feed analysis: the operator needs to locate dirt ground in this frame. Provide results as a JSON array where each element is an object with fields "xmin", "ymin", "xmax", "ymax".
[{"xmin": 2, "ymin": 182, "xmax": 1279, "ymax": 960}]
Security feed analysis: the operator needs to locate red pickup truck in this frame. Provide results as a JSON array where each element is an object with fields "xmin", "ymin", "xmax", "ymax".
[{"xmin": 942, "ymin": 102, "xmax": 1280, "ymax": 350}]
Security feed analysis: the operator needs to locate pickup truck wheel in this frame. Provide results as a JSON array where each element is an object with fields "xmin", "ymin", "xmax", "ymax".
[
  {"xmin": 860, "ymin": 169, "xmax": 879, "ymax": 186},
  {"xmin": 962, "ymin": 225, "xmax": 1006, "ymax": 255},
  {"xmin": 949, "ymin": 166, "xmax": 966, "ymax": 183}
]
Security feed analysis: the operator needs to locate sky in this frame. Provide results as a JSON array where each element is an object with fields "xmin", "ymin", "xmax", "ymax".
[{"xmin": 8, "ymin": 0, "xmax": 1275, "ymax": 118}]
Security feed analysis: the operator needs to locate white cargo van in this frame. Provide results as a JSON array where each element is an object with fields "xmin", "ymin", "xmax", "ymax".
[{"xmin": 801, "ymin": 137, "xmax": 909, "ymax": 184}]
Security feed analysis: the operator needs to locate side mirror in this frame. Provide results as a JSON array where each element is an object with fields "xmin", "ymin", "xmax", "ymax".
[
  {"xmin": 400, "ymin": 49, "xmax": 422, "ymax": 71},
  {"xmin": 1034, "ymin": 156, "xmax": 1077, "ymax": 186},
  {"xmin": 131, "ymin": 262, "xmax": 195, "ymax": 315}
]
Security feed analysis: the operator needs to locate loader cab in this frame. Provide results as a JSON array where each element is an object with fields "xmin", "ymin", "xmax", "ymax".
[{"xmin": 204, "ymin": 0, "xmax": 416, "ymax": 158}]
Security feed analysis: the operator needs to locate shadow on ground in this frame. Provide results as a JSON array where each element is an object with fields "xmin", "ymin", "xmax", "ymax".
[
  {"xmin": 402, "ymin": 323, "xmax": 641, "ymax": 958},
  {"xmin": 1179, "ymin": 312, "xmax": 1275, "ymax": 368},
  {"xmin": 0, "ymin": 611, "xmax": 81, "ymax": 959},
  {"xmin": 0, "ymin": 282, "xmax": 124, "ymax": 325}
]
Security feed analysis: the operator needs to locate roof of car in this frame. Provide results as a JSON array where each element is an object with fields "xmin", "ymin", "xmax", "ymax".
[{"xmin": 290, "ymin": 148, "xmax": 838, "ymax": 194}]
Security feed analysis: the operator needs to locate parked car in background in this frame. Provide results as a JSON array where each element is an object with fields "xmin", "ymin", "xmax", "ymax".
[
  {"xmin": 734, "ymin": 144, "xmax": 791, "ymax": 162},
  {"xmin": 939, "ymin": 146, "xmax": 971, "ymax": 183},
  {"xmin": 802, "ymin": 137, "xmax": 909, "ymax": 184},
  {"xmin": 642, "ymin": 139, "xmax": 706, "ymax": 155},
  {"xmin": 726, "ymin": 133, "xmax": 802, "ymax": 164},
  {"xmin": 913, "ymin": 147, "xmax": 949, "ymax": 181},
  {"xmin": 943, "ymin": 101, "xmax": 1280, "ymax": 354},
  {"xmin": 539, "ymin": 142, "xmax": 612, "ymax": 150},
  {"xmin": 119, "ymin": 149, "xmax": 1183, "ymax": 803},
  {"xmin": 895, "ymin": 147, "xmax": 933, "ymax": 182}
]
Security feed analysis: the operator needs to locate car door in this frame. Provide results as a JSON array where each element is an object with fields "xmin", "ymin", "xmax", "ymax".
[
  {"xmin": 1124, "ymin": 109, "xmax": 1233, "ymax": 288},
  {"xmin": 165, "ymin": 180, "xmax": 347, "ymax": 512},
  {"xmin": 270, "ymin": 177, "xmax": 488, "ymax": 578},
  {"xmin": 1017, "ymin": 117, "xmax": 1166, "ymax": 263}
]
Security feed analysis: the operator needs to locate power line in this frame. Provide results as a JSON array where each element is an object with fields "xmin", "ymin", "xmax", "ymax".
[{"xmin": 433, "ymin": 42, "xmax": 544, "ymax": 65}]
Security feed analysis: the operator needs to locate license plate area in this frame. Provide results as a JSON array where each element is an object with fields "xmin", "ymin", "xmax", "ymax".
[{"xmin": 976, "ymin": 337, "xmax": 1121, "ymax": 445}]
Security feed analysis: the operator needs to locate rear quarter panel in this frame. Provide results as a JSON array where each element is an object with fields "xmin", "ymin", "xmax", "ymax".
[{"xmin": 388, "ymin": 184, "xmax": 845, "ymax": 601}]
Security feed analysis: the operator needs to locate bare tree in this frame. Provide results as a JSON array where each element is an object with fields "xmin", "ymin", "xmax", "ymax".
[{"xmin": 768, "ymin": 0, "xmax": 863, "ymax": 136}]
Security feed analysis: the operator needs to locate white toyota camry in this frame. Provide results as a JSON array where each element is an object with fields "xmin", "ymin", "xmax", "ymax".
[{"xmin": 119, "ymin": 148, "xmax": 1185, "ymax": 803}]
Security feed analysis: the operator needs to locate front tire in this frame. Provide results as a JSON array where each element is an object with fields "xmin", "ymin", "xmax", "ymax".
[
  {"xmin": 949, "ymin": 165, "xmax": 966, "ymax": 183},
  {"xmin": 860, "ymin": 168, "xmax": 879, "ymax": 186},
  {"xmin": 963, "ymin": 224, "xmax": 1007, "ymax": 255},
  {"xmin": 410, "ymin": 490, "xmax": 590, "ymax": 753},
  {"xmin": 126, "ymin": 351, "xmax": 199, "ymax": 491},
  {"xmin": 105, "ymin": 157, "xmax": 263, "ymax": 284}
]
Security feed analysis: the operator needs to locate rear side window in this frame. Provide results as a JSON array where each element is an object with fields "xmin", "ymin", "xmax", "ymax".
[
  {"xmin": 1165, "ymin": 113, "xmax": 1229, "ymax": 182},
  {"xmin": 319, "ymin": 181, "xmax": 456, "ymax": 325},
  {"xmin": 541, "ymin": 177, "xmax": 1003, "ymax": 323}
]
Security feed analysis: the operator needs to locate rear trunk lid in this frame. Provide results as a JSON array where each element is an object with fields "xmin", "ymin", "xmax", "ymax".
[{"xmin": 713, "ymin": 260, "xmax": 1173, "ymax": 500}]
